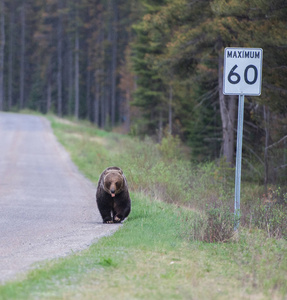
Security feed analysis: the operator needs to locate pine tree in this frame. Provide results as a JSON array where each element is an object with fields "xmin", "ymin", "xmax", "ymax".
[{"xmin": 132, "ymin": 1, "xmax": 169, "ymax": 139}]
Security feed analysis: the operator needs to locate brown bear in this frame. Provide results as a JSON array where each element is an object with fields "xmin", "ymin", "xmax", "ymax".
[{"xmin": 96, "ymin": 166, "xmax": 131, "ymax": 223}]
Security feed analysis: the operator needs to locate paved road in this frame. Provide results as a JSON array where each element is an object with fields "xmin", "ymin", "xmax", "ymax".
[{"xmin": 0, "ymin": 112, "xmax": 119, "ymax": 283}]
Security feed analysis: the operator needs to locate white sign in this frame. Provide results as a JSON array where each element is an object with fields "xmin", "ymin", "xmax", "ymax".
[{"xmin": 223, "ymin": 48, "xmax": 263, "ymax": 96}]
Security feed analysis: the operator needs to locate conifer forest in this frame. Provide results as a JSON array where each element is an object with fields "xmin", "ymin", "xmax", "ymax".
[{"xmin": 0, "ymin": 0, "xmax": 286, "ymax": 185}]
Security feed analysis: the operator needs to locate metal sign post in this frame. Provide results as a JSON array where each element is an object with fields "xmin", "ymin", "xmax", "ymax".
[
  {"xmin": 234, "ymin": 94, "xmax": 244, "ymax": 229},
  {"xmin": 223, "ymin": 48, "xmax": 263, "ymax": 230}
]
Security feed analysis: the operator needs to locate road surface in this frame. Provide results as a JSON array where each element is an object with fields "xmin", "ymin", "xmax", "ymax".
[{"xmin": 0, "ymin": 112, "xmax": 119, "ymax": 283}]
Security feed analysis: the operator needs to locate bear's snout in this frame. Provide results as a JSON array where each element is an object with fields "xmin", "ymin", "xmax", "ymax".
[
  {"xmin": 110, "ymin": 184, "xmax": 116, "ymax": 197},
  {"xmin": 110, "ymin": 182, "xmax": 116, "ymax": 193}
]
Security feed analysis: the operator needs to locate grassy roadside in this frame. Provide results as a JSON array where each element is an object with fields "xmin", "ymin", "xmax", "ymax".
[{"xmin": 0, "ymin": 115, "xmax": 286, "ymax": 300}]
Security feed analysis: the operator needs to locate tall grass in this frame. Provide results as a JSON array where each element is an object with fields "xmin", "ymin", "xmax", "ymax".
[
  {"xmin": 243, "ymin": 187, "xmax": 287, "ymax": 239},
  {"xmin": 51, "ymin": 117, "xmax": 287, "ymax": 242}
]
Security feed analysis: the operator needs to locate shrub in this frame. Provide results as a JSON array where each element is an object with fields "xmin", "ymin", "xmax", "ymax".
[
  {"xmin": 203, "ymin": 204, "xmax": 237, "ymax": 242},
  {"xmin": 247, "ymin": 202, "xmax": 287, "ymax": 239},
  {"xmin": 192, "ymin": 205, "xmax": 235, "ymax": 243},
  {"xmin": 185, "ymin": 203, "xmax": 237, "ymax": 243},
  {"xmin": 157, "ymin": 133, "xmax": 183, "ymax": 161},
  {"xmin": 242, "ymin": 187, "xmax": 287, "ymax": 240}
]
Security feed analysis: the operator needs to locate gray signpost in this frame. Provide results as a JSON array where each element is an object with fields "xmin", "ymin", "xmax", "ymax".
[{"xmin": 223, "ymin": 47, "xmax": 263, "ymax": 230}]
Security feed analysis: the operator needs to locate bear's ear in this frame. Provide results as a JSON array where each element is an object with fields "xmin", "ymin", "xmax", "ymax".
[
  {"xmin": 116, "ymin": 169, "xmax": 123, "ymax": 175},
  {"xmin": 111, "ymin": 167, "xmax": 123, "ymax": 175},
  {"xmin": 105, "ymin": 166, "xmax": 123, "ymax": 173}
]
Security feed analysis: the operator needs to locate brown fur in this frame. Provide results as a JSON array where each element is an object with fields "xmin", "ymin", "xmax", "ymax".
[{"xmin": 96, "ymin": 167, "xmax": 131, "ymax": 223}]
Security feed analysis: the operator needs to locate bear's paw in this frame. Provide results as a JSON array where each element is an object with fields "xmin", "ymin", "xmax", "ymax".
[
  {"xmin": 114, "ymin": 216, "xmax": 121, "ymax": 223},
  {"xmin": 105, "ymin": 220, "xmax": 114, "ymax": 224}
]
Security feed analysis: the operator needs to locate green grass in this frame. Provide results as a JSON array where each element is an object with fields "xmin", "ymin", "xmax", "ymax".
[{"xmin": 0, "ymin": 115, "xmax": 286, "ymax": 300}]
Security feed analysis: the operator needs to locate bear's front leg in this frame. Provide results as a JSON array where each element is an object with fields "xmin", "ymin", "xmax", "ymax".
[
  {"xmin": 113, "ymin": 206, "xmax": 130, "ymax": 223},
  {"xmin": 113, "ymin": 214, "xmax": 123, "ymax": 223},
  {"xmin": 99, "ymin": 208, "xmax": 113, "ymax": 224},
  {"xmin": 103, "ymin": 217, "xmax": 113, "ymax": 224}
]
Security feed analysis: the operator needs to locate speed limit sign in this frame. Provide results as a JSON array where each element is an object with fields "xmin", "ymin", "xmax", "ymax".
[
  {"xmin": 223, "ymin": 47, "xmax": 263, "ymax": 230},
  {"xmin": 223, "ymin": 48, "xmax": 263, "ymax": 96}
]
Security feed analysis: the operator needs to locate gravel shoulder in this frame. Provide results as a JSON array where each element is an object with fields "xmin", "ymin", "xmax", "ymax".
[{"xmin": 0, "ymin": 112, "xmax": 119, "ymax": 283}]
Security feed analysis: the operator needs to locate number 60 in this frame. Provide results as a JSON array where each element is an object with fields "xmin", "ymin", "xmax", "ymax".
[{"xmin": 228, "ymin": 64, "xmax": 258, "ymax": 85}]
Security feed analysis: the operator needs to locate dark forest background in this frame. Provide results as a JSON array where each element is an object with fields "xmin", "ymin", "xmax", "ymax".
[{"xmin": 0, "ymin": 0, "xmax": 286, "ymax": 185}]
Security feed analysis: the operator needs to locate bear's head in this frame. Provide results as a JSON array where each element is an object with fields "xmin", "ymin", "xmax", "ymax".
[{"xmin": 103, "ymin": 169, "xmax": 124, "ymax": 197}]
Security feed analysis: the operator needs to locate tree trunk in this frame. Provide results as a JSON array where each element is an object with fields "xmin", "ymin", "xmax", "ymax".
[
  {"xmin": 124, "ymin": 87, "xmax": 130, "ymax": 133},
  {"xmin": 94, "ymin": 11, "xmax": 104, "ymax": 127},
  {"xmin": 57, "ymin": 0, "xmax": 63, "ymax": 117},
  {"xmin": 67, "ymin": 35, "xmax": 73, "ymax": 116},
  {"xmin": 8, "ymin": 2, "xmax": 14, "ymax": 110},
  {"xmin": 47, "ymin": 79, "xmax": 51, "ymax": 113},
  {"xmin": 263, "ymin": 105, "xmax": 270, "ymax": 189},
  {"xmin": 94, "ymin": 67, "xmax": 100, "ymax": 127},
  {"xmin": 218, "ymin": 49, "xmax": 236, "ymax": 165},
  {"xmin": 46, "ymin": 55, "xmax": 52, "ymax": 113},
  {"xmin": 0, "ymin": 0, "xmax": 5, "ymax": 111},
  {"xmin": 99, "ymin": 20, "xmax": 105, "ymax": 129},
  {"xmin": 158, "ymin": 109, "xmax": 163, "ymax": 142},
  {"xmin": 104, "ymin": 1, "xmax": 113, "ymax": 128},
  {"xmin": 111, "ymin": 0, "xmax": 118, "ymax": 127},
  {"xmin": 100, "ymin": 87, "xmax": 105, "ymax": 128},
  {"xmin": 74, "ymin": 25, "xmax": 79, "ymax": 119},
  {"xmin": 169, "ymin": 83, "xmax": 173, "ymax": 134},
  {"xmin": 19, "ymin": 0, "xmax": 26, "ymax": 110},
  {"xmin": 86, "ymin": 55, "xmax": 91, "ymax": 121}
]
